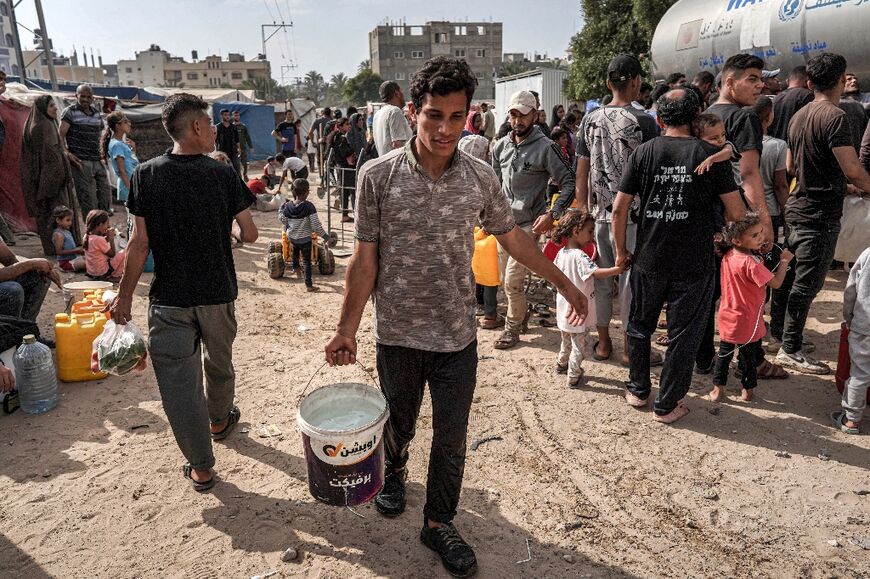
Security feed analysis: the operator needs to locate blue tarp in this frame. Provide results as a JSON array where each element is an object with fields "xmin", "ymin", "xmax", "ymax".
[
  {"xmin": 212, "ymin": 101, "xmax": 277, "ymax": 162},
  {"xmin": 4, "ymin": 77, "xmax": 164, "ymax": 101}
]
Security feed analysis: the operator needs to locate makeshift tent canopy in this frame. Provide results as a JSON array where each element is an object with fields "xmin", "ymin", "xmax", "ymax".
[
  {"xmin": 211, "ymin": 101, "xmax": 276, "ymax": 162},
  {"xmin": 145, "ymin": 86, "xmax": 256, "ymax": 103},
  {"xmin": 271, "ymin": 99, "xmax": 316, "ymax": 154}
]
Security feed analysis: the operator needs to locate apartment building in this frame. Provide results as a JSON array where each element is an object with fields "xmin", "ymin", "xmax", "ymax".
[
  {"xmin": 0, "ymin": 0, "xmax": 21, "ymax": 76},
  {"xmin": 118, "ymin": 45, "xmax": 270, "ymax": 89},
  {"xmin": 369, "ymin": 21, "xmax": 503, "ymax": 99}
]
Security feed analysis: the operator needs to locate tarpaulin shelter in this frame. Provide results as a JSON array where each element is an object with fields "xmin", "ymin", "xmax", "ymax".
[
  {"xmin": 271, "ymin": 99, "xmax": 316, "ymax": 154},
  {"xmin": 0, "ymin": 83, "xmax": 74, "ymax": 232},
  {"xmin": 211, "ymin": 101, "xmax": 277, "ymax": 162},
  {"xmin": 144, "ymin": 86, "xmax": 256, "ymax": 103}
]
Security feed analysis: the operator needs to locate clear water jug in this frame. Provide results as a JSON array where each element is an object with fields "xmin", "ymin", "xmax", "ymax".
[{"xmin": 13, "ymin": 335, "xmax": 58, "ymax": 414}]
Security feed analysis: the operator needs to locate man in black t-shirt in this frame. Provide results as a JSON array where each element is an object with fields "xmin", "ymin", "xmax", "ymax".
[
  {"xmin": 111, "ymin": 94, "xmax": 257, "ymax": 492},
  {"xmin": 772, "ymin": 54, "xmax": 870, "ymax": 375},
  {"xmin": 215, "ymin": 108, "xmax": 241, "ymax": 176},
  {"xmin": 613, "ymin": 89, "xmax": 744, "ymax": 424},
  {"xmin": 770, "ymin": 67, "xmax": 814, "ymax": 141}
]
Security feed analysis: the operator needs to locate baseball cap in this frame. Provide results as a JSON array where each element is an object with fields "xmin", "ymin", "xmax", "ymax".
[
  {"xmin": 606, "ymin": 54, "xmax": 643, "ymax": 82},
  {"xmin": 762, "ymin": 69, "xmax": 781, "ymax": 80},
  {"xmin": 507, "ymin": 90, "xmax": 536, "ymax": 115}
]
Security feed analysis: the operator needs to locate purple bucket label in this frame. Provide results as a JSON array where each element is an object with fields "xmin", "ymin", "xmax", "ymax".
[{"xmin": 302, "ymin": 432, "xmax": 385, "ymax": 506}]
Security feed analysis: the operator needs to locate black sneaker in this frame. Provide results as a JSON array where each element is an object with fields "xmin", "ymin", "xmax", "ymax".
[
  {"xmin": 420, "ymin": 522, "xmax": 477, "ymax": 577},
  {"xmin": 375, "ymin": 469, "xmax": 406, "ymax": 517}
]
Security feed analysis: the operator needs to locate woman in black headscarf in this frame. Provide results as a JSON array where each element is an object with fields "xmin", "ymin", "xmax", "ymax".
[{"xmin": 20, "ymin": 95, "xmax": 83, "ymax": 255}]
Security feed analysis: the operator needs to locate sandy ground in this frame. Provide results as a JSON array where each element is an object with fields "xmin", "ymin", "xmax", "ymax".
[{"xmin": 1, "ymin": 178, "xmax": 869, "ymax": 579}]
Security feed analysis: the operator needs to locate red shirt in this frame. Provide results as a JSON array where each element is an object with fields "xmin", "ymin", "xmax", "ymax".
[
  {"xmin": 247, "ymin": 179, "xmax": 266, "ymax": 195},
  {"xmin": 718, "ymin": 249, "xmax": 774, "ymax": 344}
]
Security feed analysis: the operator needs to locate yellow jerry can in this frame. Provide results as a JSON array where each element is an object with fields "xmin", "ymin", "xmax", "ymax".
[{"xmin": 55, "ymin": 312, "xmax": 109, "ymax": 382}]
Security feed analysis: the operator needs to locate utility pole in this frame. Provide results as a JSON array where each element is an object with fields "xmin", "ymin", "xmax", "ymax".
[
  {"xmin": 8, "ymin": 1, "xmax": 27, "ymax": 83},
  {"xmin": 260, "ymin": 21, "xmax": 293, "ymax": 100},
  {"xmin": 34, "ymin": 0, "xmax": 58, "ymax": 90}
]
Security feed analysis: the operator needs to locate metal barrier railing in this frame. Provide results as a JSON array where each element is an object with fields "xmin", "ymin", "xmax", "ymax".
[{"xmin": 321, "ymin": 148, "xmax": 357, "ymax": 249}]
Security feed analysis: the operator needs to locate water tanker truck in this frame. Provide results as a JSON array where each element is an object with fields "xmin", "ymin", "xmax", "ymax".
[{"xmin": 650, "ymin": 0, "xmax": 870, "ymax": 85}]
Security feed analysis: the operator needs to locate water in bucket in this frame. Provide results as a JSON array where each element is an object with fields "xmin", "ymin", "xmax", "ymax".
[{"xmin": 297, "ymin": 382, "xmax": 389, "ymax": 506}]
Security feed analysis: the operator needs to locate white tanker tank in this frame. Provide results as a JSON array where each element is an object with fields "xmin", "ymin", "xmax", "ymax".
[{"xmin": 650, "ymin": 0, "xmax": 870, "ymax": 85}]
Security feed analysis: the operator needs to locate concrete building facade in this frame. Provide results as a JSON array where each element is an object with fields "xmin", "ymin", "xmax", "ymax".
[
  {"xmin": 369, "ymin": 21, "xmax": 503, "ymax": 100},
  {"xmin": 118, "ymin": 45, "xmax": 270, "ymax": 89},
  {"xmin": 0, "ymin": 0, "xmax": 22, "ymax": 76},
  {"xmin": 21, "ymin": 50, "xmax": 106, "ymax": 85}
]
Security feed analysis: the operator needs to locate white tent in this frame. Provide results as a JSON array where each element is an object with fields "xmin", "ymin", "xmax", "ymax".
[{"xmin": 143, "ymin": 86, "xmax": 257, "ymax": 103}]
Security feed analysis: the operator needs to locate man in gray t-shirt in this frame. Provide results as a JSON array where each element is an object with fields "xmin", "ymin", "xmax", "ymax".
[
  {"xmin": 324, "ymin": 57, "xmax": 587, "ymax": 578},
  {"xmin": 372, "ymin": 81, "xmax": 413, "ymax": 156}
]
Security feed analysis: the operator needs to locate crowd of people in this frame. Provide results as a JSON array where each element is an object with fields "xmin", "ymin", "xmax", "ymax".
[{"xmin": 2, "ymin": 48, "xmax": 869, "ymax": 578}]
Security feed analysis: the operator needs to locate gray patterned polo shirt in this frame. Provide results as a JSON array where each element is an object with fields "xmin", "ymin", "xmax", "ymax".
[{"xmin": 355, "ymin": 138, "xmax": 516, "ymax": 352}]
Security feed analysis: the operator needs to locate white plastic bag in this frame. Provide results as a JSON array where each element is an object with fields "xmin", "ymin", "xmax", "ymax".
[
  {"xmin": 835, "ymin": 196, "xmax": 870, "ymax": 263},
  {"xmin": 91, "ymin": 320, "xmax": 148, "ymax": 376}
]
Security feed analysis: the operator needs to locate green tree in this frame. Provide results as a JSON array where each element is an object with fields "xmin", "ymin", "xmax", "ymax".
[
  {"xmin": 567, "ymin": 0, "xmax": 677, "ymax": 100},
  {"xmin": 325, "ymin": 73, "xmax": 349, "ymax": 106},
  {"xmin": 343, "ymin": 68, "xmax": 383, "ymax": 106},
  {"xmin": 358, "ymin": 60, "xmax": 371, "ymax": 74},
  {"xmin": 303, "ymin": 70, "xmax": 328, "ymax": 104}
]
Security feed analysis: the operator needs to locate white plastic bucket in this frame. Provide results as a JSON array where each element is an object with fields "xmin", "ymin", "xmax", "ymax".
[{"xmin": 297, "ymin": 381, "xmax": 389, "ymax": 506}]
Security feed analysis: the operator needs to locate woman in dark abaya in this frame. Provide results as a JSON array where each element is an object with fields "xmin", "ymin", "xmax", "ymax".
[{"xmin": 21, "ymin": 95, "xmax": 83, "ymax": 256}]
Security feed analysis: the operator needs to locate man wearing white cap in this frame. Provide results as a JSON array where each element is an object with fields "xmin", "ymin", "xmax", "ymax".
[{"xmin": 491, "ymin": 90, "xmax": 576, "ymax": 349}]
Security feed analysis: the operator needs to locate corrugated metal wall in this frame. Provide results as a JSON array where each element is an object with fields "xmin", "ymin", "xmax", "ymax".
[{"xmin": 495, "ymin": 68, "xmax": 568, "ymax": 127}]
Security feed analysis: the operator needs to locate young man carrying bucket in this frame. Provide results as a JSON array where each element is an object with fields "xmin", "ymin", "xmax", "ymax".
[{"xmin": 324, "ymin": 56, "xmax": 588, "ymax": 578}]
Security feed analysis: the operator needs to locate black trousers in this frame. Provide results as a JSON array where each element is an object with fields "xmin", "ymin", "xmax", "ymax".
[
  {"xmin": 627, "ymin": 268, "xmax": 714, "ymax": 415},
  {"xmin": 291, "ymin": 241, "xmax": 313, "ymax": 287},
  {"xmin": 695, "ymin": 254, "xmax": 722, "ymax": 371},
  {"xmin": 712, "ymin": 339, "xmax": 764, "ymax": 390},
  {"xmin": 376, "ymin": 340, "xmax": 478, "ymax": 524}
]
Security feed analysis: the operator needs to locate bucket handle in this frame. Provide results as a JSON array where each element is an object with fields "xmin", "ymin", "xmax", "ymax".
[{"xmin": 298, "ymin": 360, "xmax": 378, "ymax": 405}]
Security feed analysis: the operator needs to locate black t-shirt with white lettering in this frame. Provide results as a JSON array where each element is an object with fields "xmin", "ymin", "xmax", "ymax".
[
  {"xmin": 127, "ymin": 154, "xmax": 255, "ymax": 307},
  {"xmin": 618, "ymin": 136, "xmax": 738, "ymax": 276}
]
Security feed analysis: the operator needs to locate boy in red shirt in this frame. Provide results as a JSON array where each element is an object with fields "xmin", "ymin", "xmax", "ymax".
[{"xmin": 712, "ymin": 212, "xmax": 793, "ymax": 401}]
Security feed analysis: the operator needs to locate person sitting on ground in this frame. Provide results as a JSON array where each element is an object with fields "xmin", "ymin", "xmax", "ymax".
[
  {"xmin": 833, "ymin": 246, "xmax": 870, "ymax": 434},
  {"xmin": 0, "ymin": 238, "xmax": 60, "ymax": 350},
  {"xmin": 277, "ymin": 153, "xmax": 308, "ymax": 188},
  {"xmin": 84, "ymin": 210, "xmax": 125, "ymax": 281},
  {"xmin": 711, "ymin": 213, "xmax": 793, "ymax": 402},
  {"xmin": 552, "ymin": 209, "xmax": 626, "ymax": 388},
  {"xmin": 263, "ymin": 156, "xmax": 281, "ymax": 186},
  {"xmin": 51, "ymin": 206, "xmax": 85, "ymax": 272},
  {"xmin": 280, "ymin": 179, "xmax": 326, "ymax": 292}
]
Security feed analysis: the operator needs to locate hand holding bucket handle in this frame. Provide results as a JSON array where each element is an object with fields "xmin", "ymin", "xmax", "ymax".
[
  {"xmin": 300, "ymin": 360, "xmax": 378, "ymax": 405},
  {"xmin": 324, "ymin": 331, "xmax": 356, "ymax": 366}
]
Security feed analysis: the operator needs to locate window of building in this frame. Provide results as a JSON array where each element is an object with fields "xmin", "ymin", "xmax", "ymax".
[
  {"xmin": 231, "ymin": 72, "xmax": 243, "ymax": 79},
  {"xmin": 393, "ymin": 51, "xmax": 404, "ymax": 59},
  {"xmin": 5, "ymin": 34, "xmax": 13, "ymax": 48},
  {"xmin": 477, "ymin": 26, "xmax": 486, "ymax": 35},
  {"xmin": 125, "ymin": 67, "xmax": 132, "ymax": 73},
  {"xmin": 392, "ymin": 26, "xmax": 405, "ymax": 36},
  {"xmin": 11, "ymin": 64, "xmax": 18, "ymax": 76},
  {"xmin": 411, "ymin": 50, "xmax": 424, "ymax": 59},
  {"xmin": 455, "ymin": 26, "xmax": 467, "ymax": 35},
  {"xmin": 434, "ymin": 32, "xmax": 447, "ymax": 44},
  {"xmin": 0, "ymin": 3, "xmax": 8, "ymax": 16},
  {"xmin": 475, "ymin": 72, "xmax": 484, "ymax": 79},
  {"xmin": 409, "ymin": 26, "xmax": 423, "ymax": 36},
  {"xmin": 454, "ymin": 49, "xmax": 465, "ymax": 57},
  {"xmin": 395, "ymin": 72, "xmax": 405, "ymax": 80},
  {"xmin": 476, "ymin": 49, "xmax": 486, "ymax": 58},
  {"xmin": 127, "ymin": 81, "xmax": 134, "ymax": 86},
  {"xmin": 186, "ymin": 72, "xmax": 198, "ymax": 80}
]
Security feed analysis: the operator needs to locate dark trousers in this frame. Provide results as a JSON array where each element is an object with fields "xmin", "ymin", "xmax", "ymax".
[
  {"xmin": 291, "ymin": 241, "xmax": 313, "ymax": 287},
  {"xmin": 376, "ymin": 340, "xmax": 478, "ymax": 524},
  {"xmin": 475, "ymin": 284, "xmax": 498, "ymax": 317},
  {"xmin": 695, "ymin": 254, "xmax": 722, "ymax": 370},
  {"xmin": 713, "ymin": 339, "xmax": 764, "ymax": 390},
  {"xmin": 779, "ymin": 221, "xmax": 840, "ymax": 353},
  {"xmin": 627, "ymin": 268, "xmax": 714, "ymax": 415},
  {"xmin": 0, "ymin": 271, "xmax": 49, "ymax": 323}
]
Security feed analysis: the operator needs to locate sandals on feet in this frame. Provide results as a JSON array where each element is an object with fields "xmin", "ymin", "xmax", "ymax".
[
  {"xmin": 831, "ymin": 411, "xmax": 860, "ymax": 435},
  {"xmin": 756, "ymin": 360, "xmax": 788, "ymax": 380},
  {"xmin": 655, "ymin": 402, "xmax": 690, "ymax": 424},
  {"xmin": 480, "ymin": 315, "xmax": 505, "ymax": 330},
  {"xmin": 182, "ymin": 464, "xmax": 216, "ymax": 492},
  {"xmin": 493, "ymin": 329, "xmax": 519, "ymax": 350},
  {"xmin": 656, "ymin": 334, "xmax": 670, "ymax": 346},
  {"xmin": 592, "ymin": 340, "xmax": 611, "ymax": 361},
  {"xmin": 211, "ymin": 406, "xmax": 241, "ymax": 441}
]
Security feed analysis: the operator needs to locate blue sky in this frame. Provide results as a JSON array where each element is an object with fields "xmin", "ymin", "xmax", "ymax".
[{"xmin": 13, "ymin": 0, "xmax": 582, "ymax": 82}]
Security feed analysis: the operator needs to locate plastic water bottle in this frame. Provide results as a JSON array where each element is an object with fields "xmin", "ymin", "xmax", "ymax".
[{"xmin": 14, "ymin": 335, "xmax": 58, "ymax": 414}]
